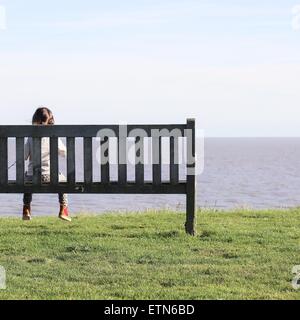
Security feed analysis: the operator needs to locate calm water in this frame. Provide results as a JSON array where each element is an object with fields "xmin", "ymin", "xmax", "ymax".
[{"xmin": 2, "ymin": 138, "xmax": 300, "ymax": 216}]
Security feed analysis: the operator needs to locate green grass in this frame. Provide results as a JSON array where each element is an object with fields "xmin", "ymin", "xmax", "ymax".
[{"xmin": 0, "ymin": 209, "xmax": 299, "ymax": 300}]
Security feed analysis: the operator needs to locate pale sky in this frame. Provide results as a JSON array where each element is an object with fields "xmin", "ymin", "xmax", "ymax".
[{"xmin": 0, "ymin": 0, "xmax": 300, "ymax": 136}]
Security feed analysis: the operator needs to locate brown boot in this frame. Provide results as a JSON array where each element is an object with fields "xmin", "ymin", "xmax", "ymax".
[
  {"xmin": 23, "ymin": 205, "xmax": 31, "ymax": 221},
  {"xmin": 59, "ymin": 205, "xmax": 72, "ymax": 222}
]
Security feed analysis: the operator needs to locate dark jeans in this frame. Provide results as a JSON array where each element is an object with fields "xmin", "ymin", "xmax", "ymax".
[{"xmin": 23, "ymin": 174, "xmax": 68, "ymax": 207}]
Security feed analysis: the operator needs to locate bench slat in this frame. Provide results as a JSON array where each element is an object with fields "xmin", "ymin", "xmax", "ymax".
[
  {"xmin": 50, "ymin": 137, "xmax": 59, "ymax": 186},
  {"xmin": 135, "ymin": 137, "xmax": 144, "ymax": 185},
  {"xmin": 118, "ymin": 136, "xmax": 127, "ymax": 185},
  {"xmin": 170, "ymin": 137, "xmax": 179, "ymax": 184},
  {"xmin": 32, "ymin": 137, "xmax": 41, "ymax": 186},
  {"xmin": 0, "ymin": 137, "xmax": 8, "ymax": 185},
  {"xmin": 67, "ymin": 137, "xmax": 76, "ymax": 185},
  {"xmin": 84, "ymin": 137, "xmax": 93, "ymax": 185},
  {"xmin": 152, "ymin": 136, "xmax": 162, "ymax": 185},
  {"xmin": 0, "ymin": 125, "xmax": 185, "ymax": 138},
  {"xmin": 1, "ymin": 181, "xmax": 187, "ymax": 194},
  {"xmin": 16, "ymin": 137, "xmax": 25, "ymax": 186},
  {"xmin": 101, "ymin": 137, "xmax": 110, "ymax": 184}
]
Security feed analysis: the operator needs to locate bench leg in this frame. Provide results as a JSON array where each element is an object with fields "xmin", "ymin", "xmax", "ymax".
[{"xmin": 185, "ymin": 175, "xmax": 196, "ymax": 236}]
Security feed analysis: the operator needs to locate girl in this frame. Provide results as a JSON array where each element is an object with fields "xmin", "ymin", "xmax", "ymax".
[{"xmin": 23, "ymin": 107, "xmax": 71, "ymax": 222}]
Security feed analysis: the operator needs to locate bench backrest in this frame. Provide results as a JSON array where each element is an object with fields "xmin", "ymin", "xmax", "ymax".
[{"xmin": 0, "ymin": 119, "xmax": 196, "ymax": 194}]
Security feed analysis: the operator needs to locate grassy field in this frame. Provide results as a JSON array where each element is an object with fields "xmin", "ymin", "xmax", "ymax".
[{"xmin": 0, "ymin": 209, "xmax": 299, "ymax": 300}]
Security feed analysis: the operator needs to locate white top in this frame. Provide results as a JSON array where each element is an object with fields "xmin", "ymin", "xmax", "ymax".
[{"xmin": 24, "ymin": 137, "xmax": 67, "ymax": 176}]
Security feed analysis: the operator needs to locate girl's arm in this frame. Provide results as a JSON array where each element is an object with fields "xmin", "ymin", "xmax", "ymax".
[{"xmin": 58, "ymin": 138, "xmax": 67, "ymax": 157}]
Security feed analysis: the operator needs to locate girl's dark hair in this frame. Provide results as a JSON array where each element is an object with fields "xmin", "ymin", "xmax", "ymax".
[{"xmin": 32, "ymin": 107, "xmax": 55, "ymax": 125}]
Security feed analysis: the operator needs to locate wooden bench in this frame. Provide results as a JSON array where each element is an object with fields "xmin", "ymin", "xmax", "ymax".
[{"xmin": 0, "ymin": 119, "xmax": 197, "ymax": 235}]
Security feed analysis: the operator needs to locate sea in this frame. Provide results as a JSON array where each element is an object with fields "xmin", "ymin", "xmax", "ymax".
[{"xmin": 1, "ymin": 138, "xmax": 300, "ymax": 216}]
